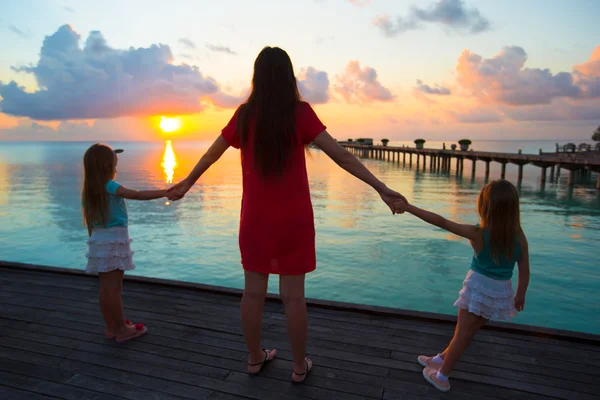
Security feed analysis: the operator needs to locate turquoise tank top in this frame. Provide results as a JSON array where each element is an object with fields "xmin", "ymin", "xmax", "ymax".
[
  {"xmin": 92, "ymin": 180, "xmax": 128, "ymax": 228},
  {"xmin": 470, "ymin": 227, "xmax": 521, "ymax": 280}
]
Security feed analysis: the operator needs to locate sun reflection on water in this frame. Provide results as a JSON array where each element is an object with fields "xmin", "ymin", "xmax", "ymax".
[{"xmin": 162, "ymin": 140, "xmax": 177, "ymax": 183}]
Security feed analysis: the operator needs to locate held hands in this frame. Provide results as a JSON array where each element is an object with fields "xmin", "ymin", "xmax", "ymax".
[
  {"xmin": 377, "ymin": 185, "xmax": 408, "ymax": 215},
  {"xmin": 167, "ymin": 179, "xmax": 193, "ymax": 201}
]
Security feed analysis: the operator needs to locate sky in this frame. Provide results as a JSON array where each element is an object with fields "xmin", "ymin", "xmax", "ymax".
[{"xmin": 0, "ymin": 0, "xmax": 599, "ymax": 142}]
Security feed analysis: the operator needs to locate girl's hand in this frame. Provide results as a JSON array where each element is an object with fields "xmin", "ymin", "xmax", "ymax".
[
  {"xmin": 514, "ymin": 293, "xmax": 526, "ymax": 312},
  {"xmin": 167, "ymin": 179, "xmax": 193, "ymax": 201}
]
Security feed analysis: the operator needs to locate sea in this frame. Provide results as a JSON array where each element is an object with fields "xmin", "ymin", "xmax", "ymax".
[{"xmin": 0, "ymin": 139, "xmax": 598, "ymax": 334}]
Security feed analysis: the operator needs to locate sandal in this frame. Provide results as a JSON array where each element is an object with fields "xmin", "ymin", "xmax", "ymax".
[
  {"xmin": 248, "ymin": 349, "xmax": 277, "ymax": 375},
  {"xmin": 292, "ymin": 358, "xmax": 312, "ymax": 383},
  {"xmin": 116, "ymin": 323, "xmax": 148, "ymax": 344},
  {"xmin": 105, "ymin": 320, "xmax": 133, "ymax": 339}
]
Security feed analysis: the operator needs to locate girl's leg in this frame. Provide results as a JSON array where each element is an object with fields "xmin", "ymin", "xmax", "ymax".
[
  {"xmin": 241, "ymin": 271, "xmax": 270, "ymax": 371},
  {"xmin": 439, "ymin": 309, "xmax": 487, "ymax": 376},
  {"xmin": 279, "ymin": 274, "xmax": 309, "ymax": 376},
  {"xmin": 99, "ymin": 270, "xmax": 133, "ymax": 338}
]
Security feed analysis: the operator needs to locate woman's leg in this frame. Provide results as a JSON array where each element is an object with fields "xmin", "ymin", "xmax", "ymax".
[
  {"xmin": 279, "ymin": 274, "xmax": 308, "ymax": 375},
  {"xmin": 241, "ymin": 271, "xmax": 269, "ymax": 370},
  {"xmin": 439, "ymin": 309, "xmax": 487, "ymax": 376}
]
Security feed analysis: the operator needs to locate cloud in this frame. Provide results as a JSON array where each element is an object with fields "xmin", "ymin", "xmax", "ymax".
[
  {"xmin": 335, "ymin": 61, "xmax": 394, "ymax": 103},
  {"xmin": 179, "ymin": 38, "xmax": 196, "ymax": 49},
  {"xmin": 0, "ymin": 25, "xmax": 240, "ymax": 120},
  {"xmin": 206, "ymin": 44, "xmax": 237, "ymax": 55},
  {"xmin": 414, "ymin": 79, "xmax": 451, "ymax": 95},
  {"xmin": 374, "ymin": 0, "xmax": 490, "ymax": 37},
  {"xmin": 64, "ymin": 6, "xmax": 75, "ymax": 13},
  {"xmin": 8, "ymin": 25, "xmax": 32, "ymax": 39},
  {"xmin": 456, "ymin": 46, "xmax": 582, "ymax": 105},
  {"xmin": 573, "ymin": 45, "xmax": 600, "ymax": 98},
  {"xmin": 297, "ymin": 67, "xmax": 330, "ymax": 104}
]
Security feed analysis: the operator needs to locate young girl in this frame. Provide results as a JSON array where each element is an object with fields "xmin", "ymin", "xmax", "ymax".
[
  {"xmin": 82, "ymin": 143, "xmax": 168, "ymax": 343},
  {"xmin": 397, "ymin": 179, "xmax": 530, "ymax": 392}
]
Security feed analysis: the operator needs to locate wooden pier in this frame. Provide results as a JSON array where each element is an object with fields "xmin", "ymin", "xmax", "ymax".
[
  {"xmin": 341, "ymin": 144, "xmax": 600, "ymax": 189},
  {"xmin": 1, "ymin": 262, "xmax": 599, "ymax": 400}
]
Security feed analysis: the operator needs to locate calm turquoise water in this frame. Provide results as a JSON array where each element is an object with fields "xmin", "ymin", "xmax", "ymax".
[{"xmin": 0, "ymin": 140, "xmax": 599, "ymax": 334}]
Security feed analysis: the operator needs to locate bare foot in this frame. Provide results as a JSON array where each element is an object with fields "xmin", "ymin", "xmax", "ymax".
[
  {"xmin": 247, "ymin": 349, "xmax": 276, "ymax": 374},
  {"xmin": 115, "ymin": 323, "xmax": 147, "ymax": 343},
  {"xmin": 105, "ymin": 320, "xmax": 133, "ymax": 339}
]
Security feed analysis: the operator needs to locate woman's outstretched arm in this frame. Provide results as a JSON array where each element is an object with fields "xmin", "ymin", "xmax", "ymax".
[
  {"xmin": 168, "ymin": 135, "xmax": 230, "ymax": 200},
  {"xmin": 312, "ymin": 130, "xmax": 406, "ymax": 213}
]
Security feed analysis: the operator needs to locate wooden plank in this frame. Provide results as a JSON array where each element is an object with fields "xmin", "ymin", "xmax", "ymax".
[
  {"xmin": 225, "ymin": 371, "xmax": 370, "ymax": 400},
  {"xmin": 0, "ymin": 385, "xmax": 56, "ymax": 400},
  {"xmin": 65, "ymin": 374, "xmax": 191, "ymax": 400}
]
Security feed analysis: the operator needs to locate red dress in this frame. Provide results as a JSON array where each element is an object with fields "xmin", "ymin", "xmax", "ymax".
[{"xmin": 221, "ymin": 102, "xmax": 326, "ymax": 275}]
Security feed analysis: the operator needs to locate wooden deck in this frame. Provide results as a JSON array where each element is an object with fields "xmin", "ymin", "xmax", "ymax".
[{"xmin": 1, "ymin": 264, "xmax": 599, "ymax": 400}]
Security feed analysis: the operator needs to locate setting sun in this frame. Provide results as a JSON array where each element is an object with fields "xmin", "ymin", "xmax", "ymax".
[{"xmin": 160, "ymin": 117, "xmax": 181, "ymax": 133}]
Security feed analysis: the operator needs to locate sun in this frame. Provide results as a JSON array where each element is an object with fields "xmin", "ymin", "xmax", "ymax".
[{"xmin": 160, "ymin": 117, "xmax": 181, "ymax": 133}]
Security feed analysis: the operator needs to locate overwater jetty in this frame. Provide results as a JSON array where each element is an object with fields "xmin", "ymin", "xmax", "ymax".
[
  {"xmin": 341, "ymin": 143, "xmax": 600, "ymax": 189},
  {"xmin": 1, "ymin": 262, "xmax": 599, "ymax": 399}
]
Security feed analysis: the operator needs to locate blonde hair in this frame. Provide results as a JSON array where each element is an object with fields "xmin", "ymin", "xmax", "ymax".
[
  {"xmin": 477, "ymin": 180, "xmax": 521, "ymax": 263},
  {"xmin": 82, "ymin": 143, "xmax": 116, "ymax": 234}
]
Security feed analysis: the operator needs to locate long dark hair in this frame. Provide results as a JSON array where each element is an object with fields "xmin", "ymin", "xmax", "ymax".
[
  {"xmin": 477, "ymin": 180, "xmax": 522, "ymax": 263},
  {"xmin": 82, "ymin": 143, "xmax": 116, "ymax": 235},
  {"xmin": 237, "ymin": 46, "xmax": 301, "ymax": 179}
]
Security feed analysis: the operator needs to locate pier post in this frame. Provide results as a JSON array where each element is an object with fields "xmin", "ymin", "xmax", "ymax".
[
  {"xmin": 403, "ymin": 152, "xmax": 406, "ymax": 165},
  {"xmin": 416, "ymin": 154, "xmax": 420, "ymax": 168},
  {"xmin": 485, "ymin": 161, "xmax": 490, "ymax": 180},
  {"xmin": 518, "ymin": 164, "xmax": 524, "ymax": 184},
  {"xmin": 597, "ymin": 174, "xmax": 600, "ymax": 190},
  {"xmin": 568, "ymin": 169, "xmax": 576, "ymax": 187},
  {"xmin": 409, "ymin": 153, "xmax": 413, "ymax": 166},
  {"xmin": 429, "ymin": 156, "xmax": 434, "ymax": 171},
  {"xmin": 550, "ymin": 165, "xmax": 555, "ymax": 181},
  {"xmin": 556, "ymin": 166, "xmax": 561, "ymax": 180},
  {"xmin": 471, "ymin": 159, "xmax": 476, "ymax": 179},
  {"xmin": 501, "ymin": 162, "xmax": 507, "ymax": 179},
  {"xmin": 541, "ymin": 167, "xmax": 547, "ymax": 185}
]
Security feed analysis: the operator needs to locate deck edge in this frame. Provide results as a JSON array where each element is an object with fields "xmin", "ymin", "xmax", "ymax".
[{"xmin": 2, "ymin": 260, "xmax": 598, "ymax": 345}]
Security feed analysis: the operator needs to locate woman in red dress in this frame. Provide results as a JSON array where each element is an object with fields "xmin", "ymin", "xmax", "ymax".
[{"xmin": 169, "ymin": 47, "xmax": 405, "ymax": 382}]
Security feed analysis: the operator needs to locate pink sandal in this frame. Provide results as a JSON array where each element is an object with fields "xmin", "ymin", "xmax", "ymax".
[{"xmin": 116, "ymin": 323, "xmax": 148, "ymax": 344}]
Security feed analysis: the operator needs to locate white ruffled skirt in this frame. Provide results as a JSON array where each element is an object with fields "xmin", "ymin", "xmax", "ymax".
[
  {"xmin": 454, "ymin": 269, "xmax": 516, "ymax": 321},
  {"xmin": 85, "ymin": 226, "xmax": 136, "ymax": 274}
]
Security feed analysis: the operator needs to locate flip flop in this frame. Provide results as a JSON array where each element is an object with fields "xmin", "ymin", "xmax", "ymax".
[
  {"xmin": 105, "ymin": 320, "xmax": 133, "ymax": 339},
  {"xmin": 116, "ymin": 323, "xmax": 147, "ymax": 344},
  {"xmin": 292, "ymin": 358, "xmax": 313, "ymax": 383},
  {"xmin": 248, "ymin": 349, "xmax": 276, "ymax": 375}
]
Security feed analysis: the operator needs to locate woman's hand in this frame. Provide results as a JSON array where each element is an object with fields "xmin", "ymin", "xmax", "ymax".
[
  {"xmin": 377, "ymin": 185, "xmax": 407, "ymax": 214},
  {"xmin": 167, "ymin": 179, "xmax": 193, "ymax": 201}
]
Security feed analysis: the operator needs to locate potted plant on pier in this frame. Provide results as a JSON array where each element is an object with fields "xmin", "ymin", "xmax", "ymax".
[
  {"xmin": 348, "ymin": 139, "xmax": 353, "ymax": 143},
  {"xmin": 458, "ymin": 139, "xmax": 472, "ymax": 151},
  {"xmin": 414, "ymin": 138, "xmax": 425, "ymax": 150},
  {"xmin": 357, "ymin": 138, "xmax": 365, "ymax": 144},
  {"xmin": 451, "ymin": 144, "xmax": 457, "ymax": 151},
  {"xmin": 381, "ymin": 138, "xmax": 389, "ymax": 147},
  {"xmin": 593, "ymin": 126, "xmax": 600, "ymax": 142}
]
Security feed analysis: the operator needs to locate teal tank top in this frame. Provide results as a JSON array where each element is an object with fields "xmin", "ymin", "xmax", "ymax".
[{"xmin": 470, "ymin": 227, "xmax": 521, "ymax": 281}]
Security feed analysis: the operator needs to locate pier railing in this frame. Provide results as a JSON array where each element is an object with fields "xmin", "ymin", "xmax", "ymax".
[{"xmin": 340, "ymin": 144, "xmax": 600, "ymax": 189}]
